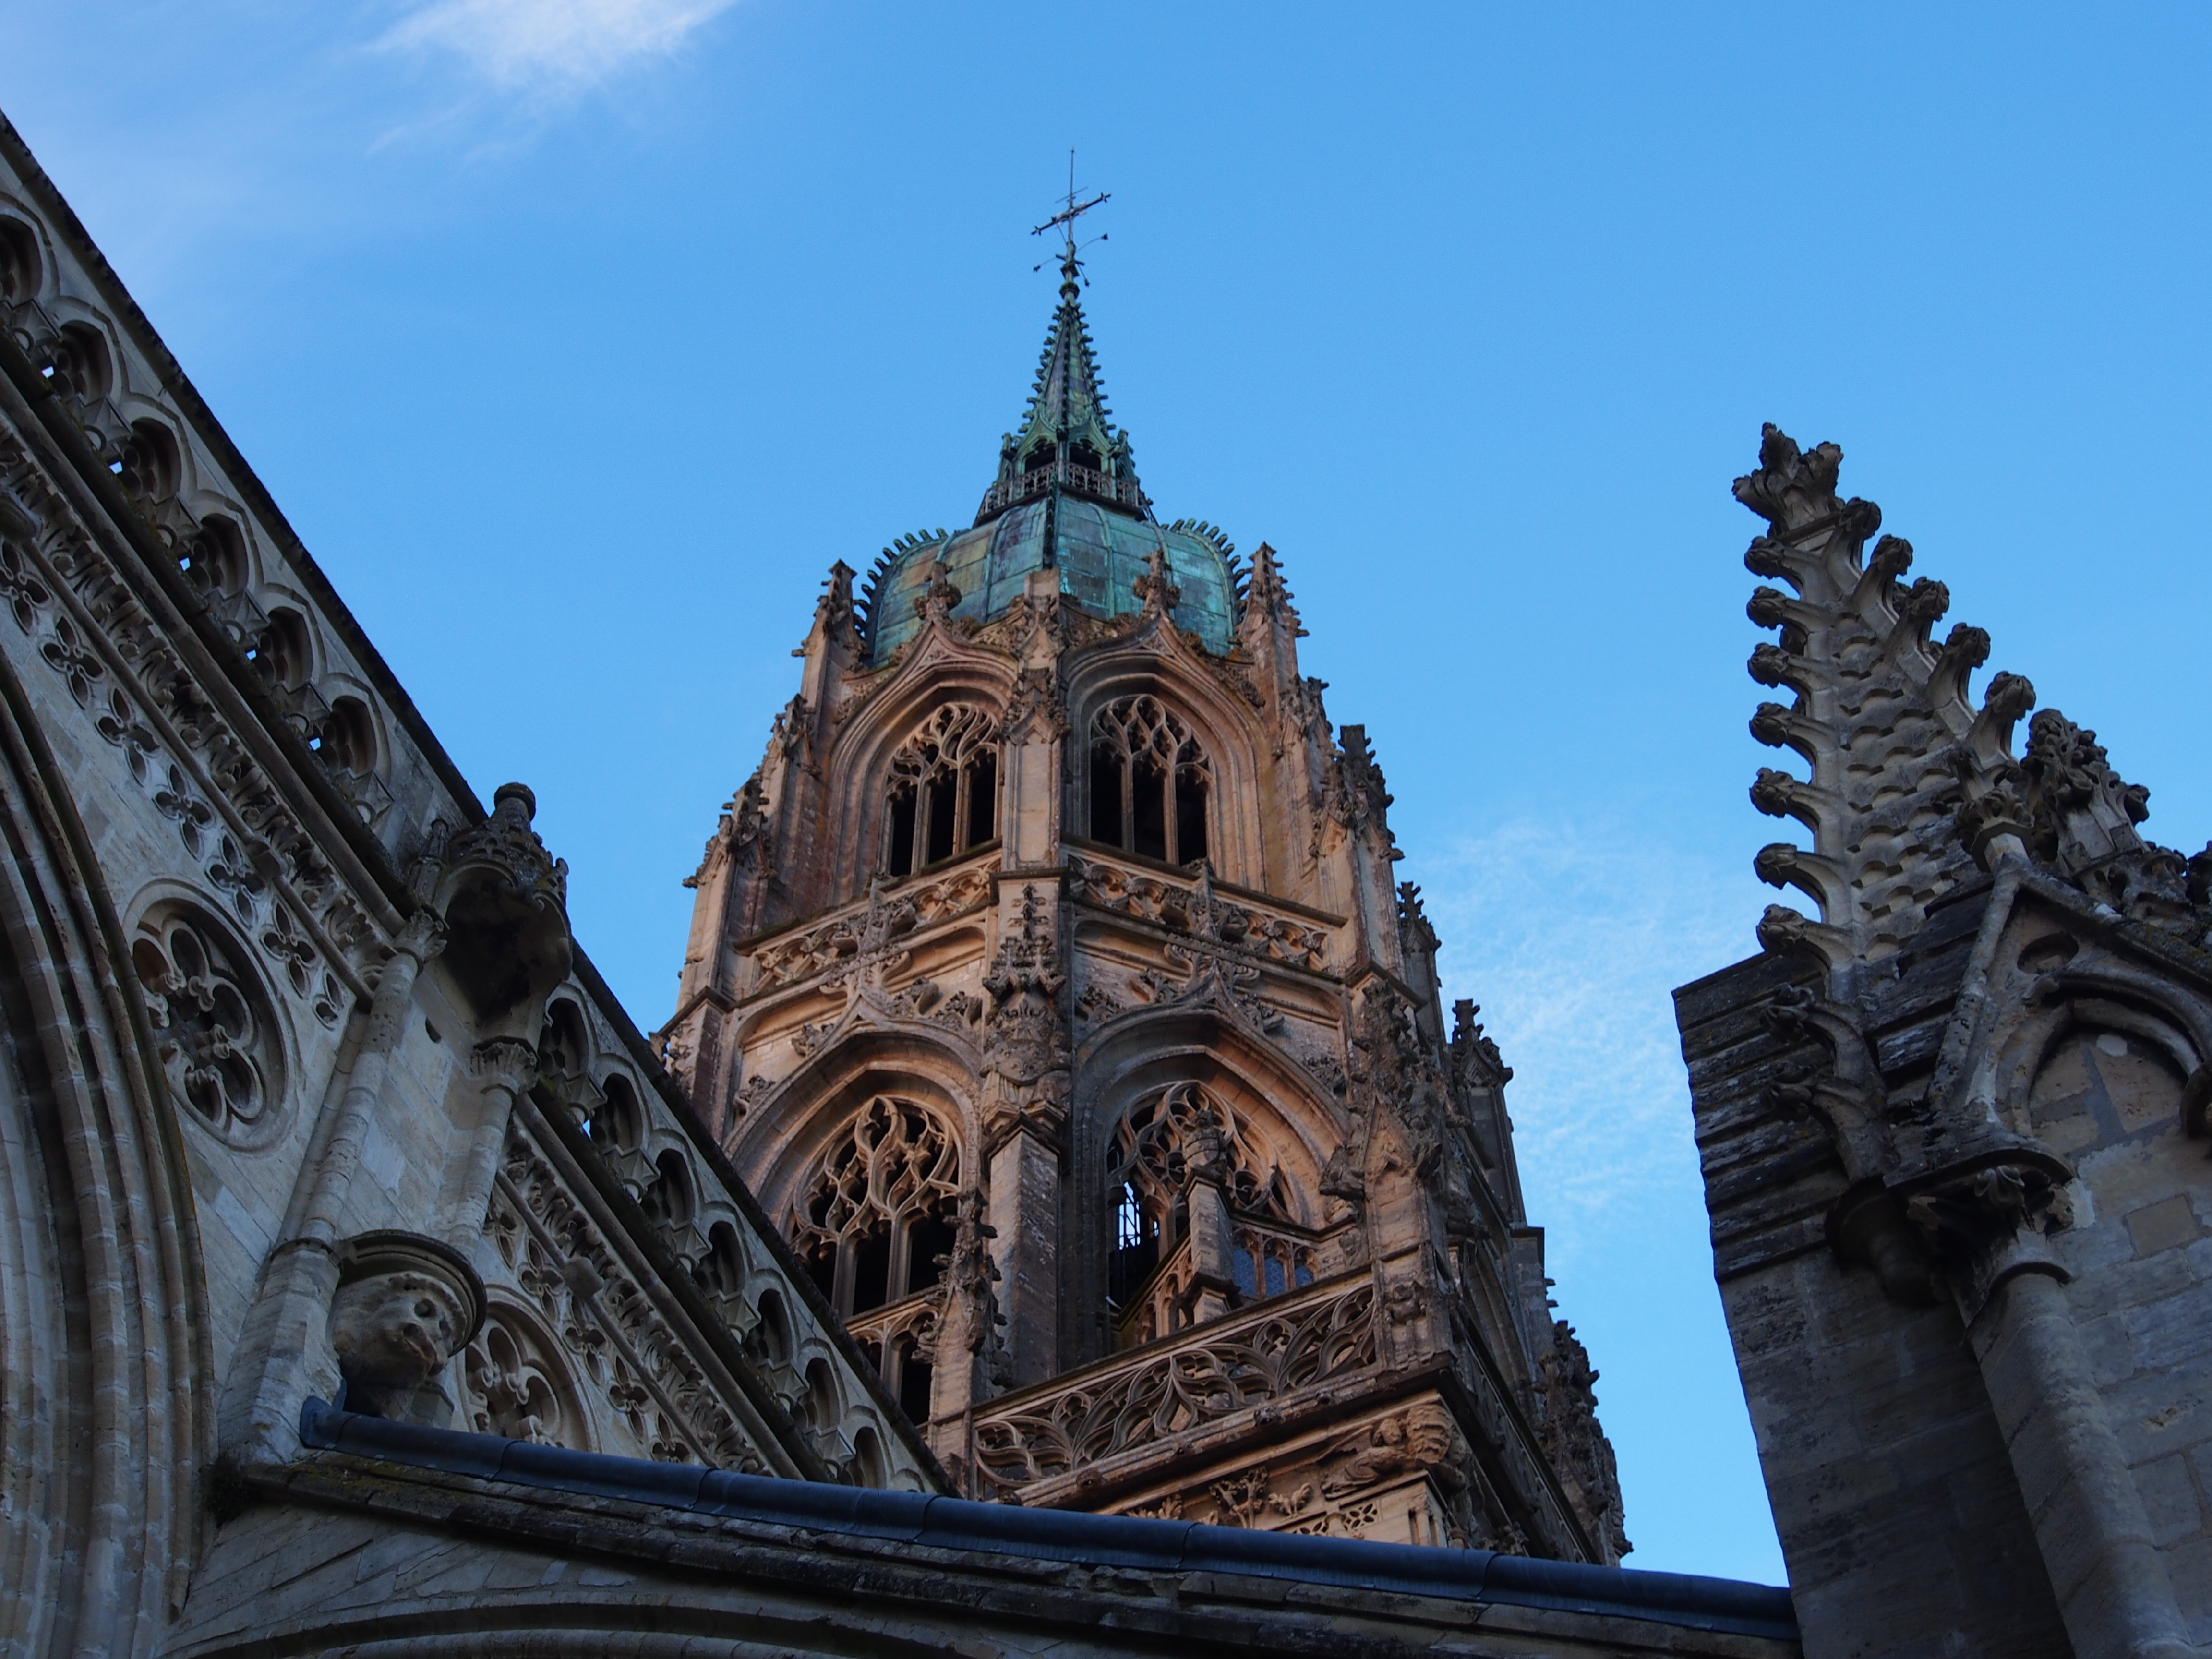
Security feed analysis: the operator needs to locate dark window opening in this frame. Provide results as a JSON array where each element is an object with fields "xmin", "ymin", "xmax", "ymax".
[
  {"xmin": 1023, "ymin": 445, "xmax": 1055, "ymax": 474},
  {"xmin": 1088, "ymin": 697, "xmax": 1213, "ymax": 868},
  {"xmin": 1175, "ymin": 769, "xmax": 1208, "ymax": 866},
  {"xmin": 1069, "ymin": 443, "xmax": 1100, "ymax": 472},
  {"xmin": 1108, "ymin": 1182, "xmax": 1159, "ymax": 1305},
  {"xmin": 898, "ymin": 1346, "xmax": 934, "ymax": 1421},
  {"xmin": 887, "ymin": 788, "xmax": 917, "ymax": 877},
  {"xmin": 1131, "ymin": 759, "xmax": 1167, "ymax": 862},
  {"xmin": 885, "ymin": 707, "xmax": 999, "ymax": 879},
  {"xmin": 905, "ymin": 1208, "xmax": 957, "ymax": 1296},
  {"xmin": 1090, "ymin": 744, "xmax": 1123, "ymax": 843},
  {"xmin": 965, "ymin": 752, "xmax": 997, "ymax": 846},
  {"xmin": 804, "ymin": 1244, "xmax": 836, "ymax": 1303},
  {"xmin": 925, "ymin": 775, "xmax": 958, "ymax": 865},
  {"xmin": 852, "ymin": 1226, "xmax": 892, "ymax": 1314}
]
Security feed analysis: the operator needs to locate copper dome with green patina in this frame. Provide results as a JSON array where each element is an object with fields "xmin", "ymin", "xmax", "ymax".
[{"xmin": 862, "ymin": 251, "xmax": 1241, "ymax": 664}]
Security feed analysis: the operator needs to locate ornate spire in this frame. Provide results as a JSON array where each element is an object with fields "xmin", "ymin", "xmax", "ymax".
[{"xmin": 974, "ymin": 200, "xmax": 1148, "ymax": 524}]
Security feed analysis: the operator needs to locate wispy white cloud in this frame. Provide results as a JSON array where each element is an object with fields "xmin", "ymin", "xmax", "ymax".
[
  {"xmin": 1414, "ymin": 817, "xmax": 1755, "ymax": 1274},
  {"xmin": 376, "ymin": 0, "xmax": 742, "ymax": 97}
]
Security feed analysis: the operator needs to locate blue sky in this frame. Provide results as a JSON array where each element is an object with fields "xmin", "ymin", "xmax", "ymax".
[{"xmin": 8, "ymin": 1, "xmax": 2211, "ymax": 1586}]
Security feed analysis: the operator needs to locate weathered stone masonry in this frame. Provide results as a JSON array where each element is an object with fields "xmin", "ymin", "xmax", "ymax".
[
  {"xmin": 1678, "ymin": 425, "xmax": 2212, "ymax": 1659},
  {"xmin": 0, "ymin": 102, "xmax": 1792, "ymax": 1659}
]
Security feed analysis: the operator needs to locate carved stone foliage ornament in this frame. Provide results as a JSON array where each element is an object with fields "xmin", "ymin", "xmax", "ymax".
[
  {"xmin": 2, "ymin": 403, "xmax": 386, "ymax": 989},
  {"xmin": 1535, "ymin": 1321, "xmax": 1630, "ymax": 1561},
  {"xmin": 1067, "ymin": 853, "xmax": 1328, "ymax": 970},
  {"xmin": 998, "ymin": 665, "xmax": 1069, "ymax": 744},
  {"xmin": 492, "ymin": 1128, "xmax": 770, "ymax": 1473},
  {"xmin": 131, "ymin": 906, "xmax": 279, "ymax": 1146},
  {"xmin": 980, "ymin": 884, "xmax": 1070, "ymax": 1143},
  {"xmin": 747, "ymin": 864, "xmax": 991, "ymax": 994},
  {"xmin": 1734, "ymin": 424, "xmax": 2031, "ymax": 968}
]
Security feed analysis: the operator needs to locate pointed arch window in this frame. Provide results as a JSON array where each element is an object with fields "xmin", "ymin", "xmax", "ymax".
[
  {"xmin": 1088, "ymin": 695, "xmax": 1210, "ymax": 866},
  {"xmin": 1106, "ymin": 1083, "xmax": 1316, "ymax": 1346},
  {"xmin": 885, "ymin": 704, "xmax": 999, "ymax": 878},
  {"xmin": 787, "ymin": 1097, "xmax": 962, "ymax": 1319}
]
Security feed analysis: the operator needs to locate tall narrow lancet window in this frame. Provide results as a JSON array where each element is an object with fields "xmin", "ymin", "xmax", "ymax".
[
  {"xmin": 1087, "ymin": 696, "xmax": 1210, "ymax": 866},
  {"xmin": 883, "ymin": 704, "xmax": 1000, "ymax": 878}
]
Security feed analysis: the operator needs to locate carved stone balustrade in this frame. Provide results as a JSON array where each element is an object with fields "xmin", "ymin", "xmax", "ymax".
[{"xmin": 965, "ymin": 1270, "xmax": 1378, "ymax": 1504}]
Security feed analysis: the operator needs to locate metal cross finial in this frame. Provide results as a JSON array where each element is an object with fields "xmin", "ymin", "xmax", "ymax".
[{"xmin": 1031, "ymin": 149, "xmax": 1108, "ymax": 292}]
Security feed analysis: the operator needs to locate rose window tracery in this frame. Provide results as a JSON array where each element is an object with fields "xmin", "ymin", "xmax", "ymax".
[
  {"xmin": 130, "ymin": 909, "xmax": 274, "ymax": 1145},
  {"xmin": 1088, "ymin": 695, "xmax": 1210, "ymax": 866},
  {"xmin": 885, "ymin": 704, "xmax": 998, "ymax": 877}
]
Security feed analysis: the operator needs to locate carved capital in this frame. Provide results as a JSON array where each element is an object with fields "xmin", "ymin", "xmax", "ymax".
[
  {"xmin": 470, "ymin": 1036, "xmax": 538, "ymax": 1094},
  {"xmin": 392, "ymin": 906, "xmax": 448, "ymax": 965}
]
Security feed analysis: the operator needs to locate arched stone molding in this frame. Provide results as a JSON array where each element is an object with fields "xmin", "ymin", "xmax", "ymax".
[
  {"xmin": 1984, "ymin": 964, "xmax": 2212, "ymax": 1149},
  {"xmin": 0, "ymin": 657, "xmax": 210, "ymax": 1659},
  {"xmin": 730, "ymin": 1033, "xmax": 980, "ymax": 1233},
  {"xmin": 1064, "ymin": 649, "xmax": 1269, "ymax": 890},
  {"xmin": 821, "ymin": 658, "xmax": 1017, "ymax": 899}
]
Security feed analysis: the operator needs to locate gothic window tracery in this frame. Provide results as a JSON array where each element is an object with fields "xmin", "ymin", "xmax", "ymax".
[
  {"xmin": 1088, "ymin": 695, "xmax": 1210, "ymax": 866},
  {"xmin": 884, "ymin": 704, "xmax": 998, "ymax": 878},
  {"xmin": 464, "ymin": 1305, "xmax": 583, "ymax": 1448},
  {"xmin": 1106, "ymin": 1082, "xmax": 1310, "ymax": 1337},
  {"xmin": 788, "ymin": 1097, "xmax": 961, "ymax": 1321},
  {"xmin": 130, "ymin": 907, "xmax": 278, "ymax": 1147}
]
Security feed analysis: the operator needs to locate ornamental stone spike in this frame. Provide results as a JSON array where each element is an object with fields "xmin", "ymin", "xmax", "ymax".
[{"xmin": 1735, "ymin": 424, "xmax": 2032, "ymax": 971}]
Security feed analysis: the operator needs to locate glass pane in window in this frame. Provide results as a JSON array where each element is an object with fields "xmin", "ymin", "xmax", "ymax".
[
  {"xmin": 1175, "ymin": 769, "xmax": 1207, "ymax": 866},
  {"xmin": 888, "ymin": 790, "xmax": 916, "ymax": 877}
]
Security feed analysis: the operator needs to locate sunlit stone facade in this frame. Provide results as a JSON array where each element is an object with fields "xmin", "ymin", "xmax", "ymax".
[{"xmin": 661, "ymin": 239, "xmax": 1628, "ymax": 1559}]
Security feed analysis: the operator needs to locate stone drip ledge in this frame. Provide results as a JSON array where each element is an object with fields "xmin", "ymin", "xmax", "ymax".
[{"xmin": 296, "ymin": 1398, "xmax": 1797, "ymax": 1643}]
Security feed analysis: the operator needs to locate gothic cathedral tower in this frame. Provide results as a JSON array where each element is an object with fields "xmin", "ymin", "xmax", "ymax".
[{"xmin": 660, "ymin": 241, "xmax": 1628, "ymax": 1562}]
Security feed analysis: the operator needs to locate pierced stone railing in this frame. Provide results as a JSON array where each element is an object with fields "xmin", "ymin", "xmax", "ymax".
[
  {"xmin": 744, "ymin": 854, "xmax": 997, "ymax": 995},
  {"xmin": 1115, "ymin": 1219, "xmax": 1332, "ymax": 1350},
  {"xmin": 1065, "ymin": 849, "xmax": 1334, "ymax": 970},
  {"xmin": 972, "ymin": 1274, "xmax": 1376, "ymax": 1494}
]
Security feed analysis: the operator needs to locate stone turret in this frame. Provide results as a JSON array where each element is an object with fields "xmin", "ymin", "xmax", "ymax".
[{"xmin": 662, "ymin": 257, "xmax": 1629, "ymax": 1562}]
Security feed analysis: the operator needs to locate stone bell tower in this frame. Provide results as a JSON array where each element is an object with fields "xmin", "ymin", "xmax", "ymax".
[{"xmin": 659, "ymin": 234, "xmax": 1629, "ymax": 1560}]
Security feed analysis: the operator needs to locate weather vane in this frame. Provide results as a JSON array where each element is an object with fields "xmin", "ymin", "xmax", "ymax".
[{"xmin": 1032, "ymin": 149, "xmax": 1108, "ymax": 280}]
